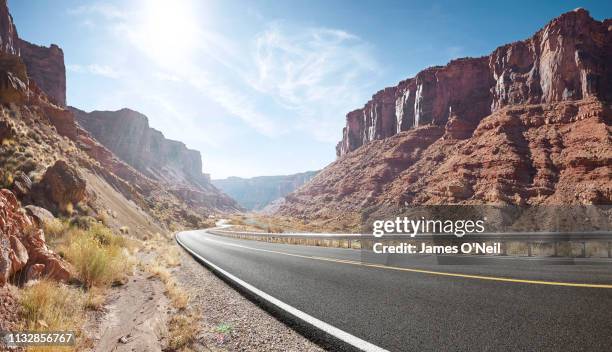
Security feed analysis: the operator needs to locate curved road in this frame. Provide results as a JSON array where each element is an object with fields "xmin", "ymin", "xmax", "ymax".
[{"xmin": 177, "ymin": 230, "xmax": 612, "ymax": 352}]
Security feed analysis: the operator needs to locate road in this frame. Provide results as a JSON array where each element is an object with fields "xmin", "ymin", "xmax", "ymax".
[{"xmin": 177, "ymin": 230, "xmax": 612, "ymax": 352}]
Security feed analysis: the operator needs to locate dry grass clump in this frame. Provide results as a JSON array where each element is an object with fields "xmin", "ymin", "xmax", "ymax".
[
  {"xmin": 160, "ymin": 246, "xmax": 182, "ymax": 268},
  {"xmin": 167, "ymin": 313, "xmax": 198, "ymax": 351},
  {"xmin": 148, "ymin": 262, "xmax": 189, "ymax": 310},
  {"xmin": 19, "ymin": 280, "xmax": 86, "ymax": 331},
  {"xmin": 50, "ymin": 222, "xmax": 136, "ymax": 288},
  {"xmin": 42, "ymin": 218, "xmax": 70, "ymax": 240}
]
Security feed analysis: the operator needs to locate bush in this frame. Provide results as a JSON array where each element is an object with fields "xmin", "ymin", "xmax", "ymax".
[
  {"xmin": 60, "ymin": 227, "xmax": 131, "ymax": 288},
  {"xmin": 69, "ymin": 215, "xmax": 96, "ymax": 230},
  {"xmin": 42, "ymin": 218, "xmax": 69, "ymax": 240},
  {"xmin": 19, "ymin": 280, "xmax": 85, "ymax": 330}
]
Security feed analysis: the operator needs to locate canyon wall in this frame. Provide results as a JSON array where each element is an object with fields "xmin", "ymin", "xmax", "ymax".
[
  {"xmin": 71, "ymin": 107, "xmax": 239, "ymax": 212},
  {"xmin": 17, "ymin": 39, "xmax": 66, "ymax": 107},
  {"xmin": 278, "ymin": 9, "xmax": 612, "ymax": 229},
  {"xmin": 71, "ymin": 107, "xmax": 210, "ymax": 188},
  {"xmin": 337, "ymin": 9, "xmax": 612, "ymax": 156},
  {"xmin": 0, "ymin": 1, "xmax": 66, "ymax": 106}
]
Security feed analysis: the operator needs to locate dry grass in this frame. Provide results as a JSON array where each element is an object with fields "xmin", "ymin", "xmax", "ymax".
[
  {"xmin": 160, "ymin": 247, "xmax": 182, "ymax": 268},
  {"xmin": 167, "ymin": 313, "xmax": 198, "ymax": 351},
  {"xmin": 42, "ymin": 218, "xmax": 70, "ymax": 240},
  {"xmin": 52, "ymin": 222, "xmax": 136, "ymax": 288},
  {"xmin": 148, "ymin": 262, "xmax": 189, "ymax": 310},
  {"xmin": 19, "ymin": 280, "xmax": 86, "ymax": 331}
]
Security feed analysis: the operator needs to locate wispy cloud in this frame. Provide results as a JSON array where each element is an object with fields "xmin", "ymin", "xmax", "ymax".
[
  {"xmin": 65, "ymin": 1, "xmax": 382, "ymax": 176},
  {"xmin": 67, "ymin": 3, "xmax": 126, "ymax": 20},
  {"xmin": 67, "ymin": 64, "xmax": 122, "ymax": 79}
]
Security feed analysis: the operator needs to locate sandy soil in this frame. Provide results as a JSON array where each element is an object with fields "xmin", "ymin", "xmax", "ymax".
[{"xmin": 85, "ymin": 270, "xmax": 169, "ymax": 352}]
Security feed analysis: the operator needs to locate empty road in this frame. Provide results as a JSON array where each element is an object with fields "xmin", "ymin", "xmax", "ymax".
[{"xmin": 177, "ymin": 230, "xmax": 612, "ymax": 352}]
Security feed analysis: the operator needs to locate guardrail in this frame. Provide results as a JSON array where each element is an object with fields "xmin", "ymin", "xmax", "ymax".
[{"xmin": 208, "ymin": 229, "xmax": 612, "ymax": 258}]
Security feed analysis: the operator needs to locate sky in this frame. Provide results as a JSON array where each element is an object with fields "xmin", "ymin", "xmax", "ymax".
[{"xmin": 9, "ymin": 0, "xmax": 612, "ymax": 178}]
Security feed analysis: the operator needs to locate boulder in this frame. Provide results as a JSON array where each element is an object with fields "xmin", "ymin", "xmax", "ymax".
[
  {"xmin": 24, "ymin": 205, "xmax": 55, "ymax": 227},
  {"xmin": 39, "ymin": 160, "xmax": 86, "ymax": 210}
]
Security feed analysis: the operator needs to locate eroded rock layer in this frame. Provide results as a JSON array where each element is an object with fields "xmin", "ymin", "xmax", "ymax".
[
  {"xmin": 279, "ymin": 10, "xmax": 612, "ymax": 228},
  {"xmin": 336, "ymin": 9, "xmax": 612, "ymax": 157}
]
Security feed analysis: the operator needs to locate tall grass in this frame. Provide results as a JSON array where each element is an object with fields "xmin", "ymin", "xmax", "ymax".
[
  {"xmin": 59, "ymin": 227, "xmax": 131, "ymax": 288},
  {"xmin": 19, "ymin": 280, "xmax": 85, "ymax": 330}
]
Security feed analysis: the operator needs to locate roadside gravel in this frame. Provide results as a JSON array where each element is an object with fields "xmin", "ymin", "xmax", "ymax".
[{"xmin": 173, "ymin": 245, "xmax": 325, "ymax": 352}]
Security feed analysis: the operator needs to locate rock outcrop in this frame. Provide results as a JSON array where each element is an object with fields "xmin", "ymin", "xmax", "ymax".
[
  {"xmin": 0, "ymin": 189, "xmax": 71, "ymax": 285},
  {"xmin": 336, "ymin": 9, "xmax": 612, "ymax": 157},
  {"xmin": 0, "ymin": 0, "xmax": 65, "ymax": 106},
  {"xmin": 279, "ymin": 9, "xmax": 612, "ymax": 227},
  {"xmin": 17, "ymin": 40, "xmax": 66, "ymax": 107}
]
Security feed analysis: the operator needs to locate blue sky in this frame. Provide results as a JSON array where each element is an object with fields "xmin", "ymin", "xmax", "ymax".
[{"xmin": 9, "ymin": 0, "xmax": 612, "ymax": 178}]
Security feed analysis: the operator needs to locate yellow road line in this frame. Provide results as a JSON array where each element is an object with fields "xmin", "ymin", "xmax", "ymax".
[{"xmin": 199, "ymin": 235, "xmax": 612, "ymax": 289}]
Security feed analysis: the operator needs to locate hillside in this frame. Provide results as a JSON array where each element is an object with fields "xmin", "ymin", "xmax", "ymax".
[
  {"xmin": 213, "ymin": 171, "xmax": 318, "ymax": 210},
  {"xmin": 276, "ymin": 9, "xmax": 612, "ymax": 229}
]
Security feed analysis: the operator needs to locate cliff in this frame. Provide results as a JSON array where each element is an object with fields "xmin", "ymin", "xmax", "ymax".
[
  {"xmin": 17, "ymin": 39, "xmax": 66, "ymax": 107},
  {"xmin": 213, "ymin": 171, "xmax": 318, "ymax": 210},
  {"xmin": 0, "ymin": 0, "xmax": 65, "ymax": 106},
  {"xmin": 71, "ymin": 107, "xmax": 239, "ymax": 211},
  {"xmin": 278, "ymin": 9, "xmax": 612, "ymax": 228},
  {"xmin": 337, "ymin": 9, "xmax": 612, "ymax": 156}
]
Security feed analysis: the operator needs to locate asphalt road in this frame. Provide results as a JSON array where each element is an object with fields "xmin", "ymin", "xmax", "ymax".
[{"xmin": 177, "ymin": 230, "xmax": 612, "ymax": 352}]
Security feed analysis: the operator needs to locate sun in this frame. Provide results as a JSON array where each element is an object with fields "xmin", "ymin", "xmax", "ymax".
[{"xmin": 132, "ymin": 0, "xmax": 201, "ymax": 67}]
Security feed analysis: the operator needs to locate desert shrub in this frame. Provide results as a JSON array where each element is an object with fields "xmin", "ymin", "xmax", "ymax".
[
  {"xmin": 19, "ymin": 280, "xmax": 85, "ymax": 330},
  {"xmin": 69, "ymin": 215, "xmax": 96, "ymax": 230},
  {"xmin": 42, "ymin": 218, "xmax": 70, "ymax": 241},
  {"xmin": 60, "ymin": 228, "xmax": 131, "ymax": 288},
  {"xmin": 167, "ymin": 314, "xmax": 198, "ymax": 350}
]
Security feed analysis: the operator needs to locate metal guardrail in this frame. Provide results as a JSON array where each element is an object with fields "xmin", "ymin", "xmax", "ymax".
[{"xmin": 208, "ymin": 229, "xmax": 612, "ymax": 258}]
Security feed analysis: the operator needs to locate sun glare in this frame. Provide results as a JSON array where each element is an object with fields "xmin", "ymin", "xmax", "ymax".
[{"xmin": 134, "ymin": 0, "xmax": 201, "ymax": 67}]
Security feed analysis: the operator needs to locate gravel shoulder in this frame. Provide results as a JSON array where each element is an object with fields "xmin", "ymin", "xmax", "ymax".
[{"xmin": 174, "ymin": 245, "xmax": 325, "ymax": 352}]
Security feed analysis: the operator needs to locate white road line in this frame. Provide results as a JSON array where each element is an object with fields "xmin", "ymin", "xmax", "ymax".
[{"xmin": 176, "ymin": 231, "xmax": 389, "ymax": 352}]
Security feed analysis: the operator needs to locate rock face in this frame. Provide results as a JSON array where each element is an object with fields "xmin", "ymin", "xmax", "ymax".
[
  {"xmin": 278, "ymin": 10, "xmax": 612, "ymax": 227},
  {"xmin": 71, "ymin": 108, "xmax": 208, "ymax": 187},
  {"xmin": 336, "ymin": 9, "xmax": 612, "ymax": 157},
  {"xmin": 0, "ymin": 0, "xmax": 66, "ymax": 106},
  {"xmin": 71, "ymin": 107, "xmax": 240, "ymax": 212},
  {"xmin": 17, "ymin": 40, "xmax": 66, "ymax": 107},
  {"xmin": 0, "ymin": 189, "xmax": 71, "ymax": 285},
  {"xmin": 213, "ymin": 171, "xmax": 319, "ymax": 210}
]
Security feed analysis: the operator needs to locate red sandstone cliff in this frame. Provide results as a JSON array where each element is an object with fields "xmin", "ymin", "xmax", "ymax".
[
  {"xmin": 0, "ymin": 0, "xmax": 65, "ymax": 106},
  {"xmin": 337, "ymin": 9, "xmax": 612, "ymax": 156},
  {"xmin": 279, "ymin": 9, "xmax": 612, "ymax": 228}
]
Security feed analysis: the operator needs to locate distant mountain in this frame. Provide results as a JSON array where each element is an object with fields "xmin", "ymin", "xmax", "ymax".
[{"xmin": 213, "ymin": 171, "xmax": 319, "ymax": 210}]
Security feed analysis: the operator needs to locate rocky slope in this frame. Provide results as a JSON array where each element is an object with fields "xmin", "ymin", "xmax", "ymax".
[
  {"xmin": 278, "ymin": 9, "xmax": 612, "ymax": 228},
  {"xmin": 71, "ymin": 107, "xmax": 239, "ymax": 212},
  {"xmin": 213, "ymin": 171, "xmax": 318, "ymax": 210}
]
